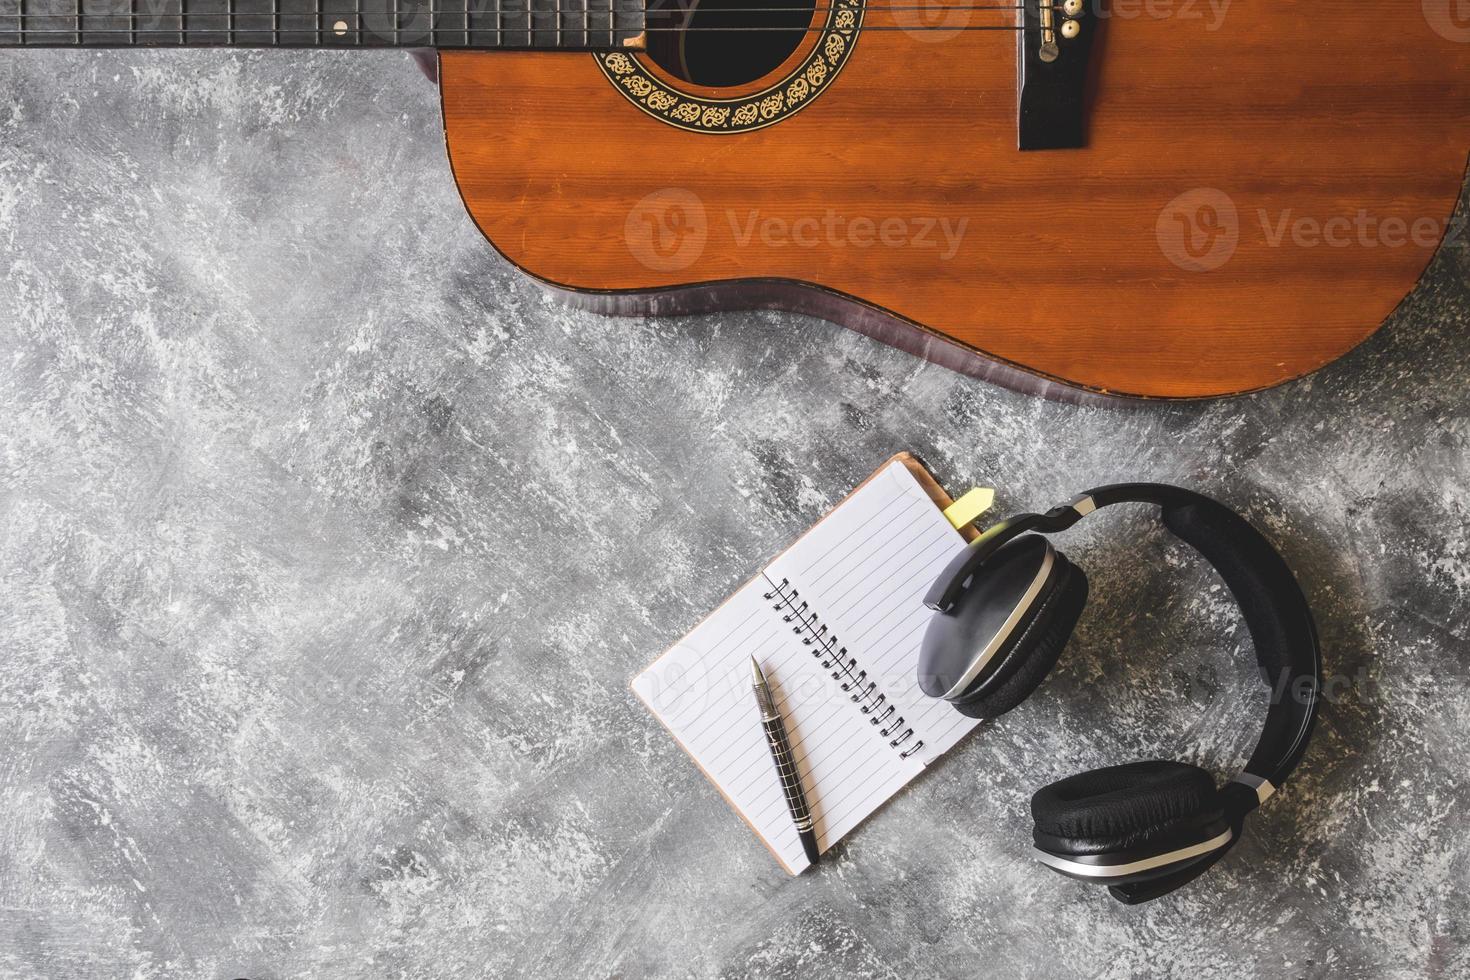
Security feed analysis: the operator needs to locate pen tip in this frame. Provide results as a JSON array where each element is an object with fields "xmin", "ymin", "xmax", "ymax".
[{"xmin": 750, "ymin": 657, "xmax": 765, "ymax": 686}]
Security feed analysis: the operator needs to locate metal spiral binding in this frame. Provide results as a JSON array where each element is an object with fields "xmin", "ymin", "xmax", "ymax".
[{"xmin": 761, "ymin": 576, "xmax": 923, "ymax": 761}]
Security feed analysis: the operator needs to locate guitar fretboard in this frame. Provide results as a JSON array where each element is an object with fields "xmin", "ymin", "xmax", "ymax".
[{"xmin": 0, "ymin": 0, "xmax": 646, "ymax": 48}]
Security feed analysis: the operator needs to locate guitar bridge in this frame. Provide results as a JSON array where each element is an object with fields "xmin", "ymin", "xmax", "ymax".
[{"xmin": 1017, "ymin": 0, "xmax": 1097, "ymax": 149}]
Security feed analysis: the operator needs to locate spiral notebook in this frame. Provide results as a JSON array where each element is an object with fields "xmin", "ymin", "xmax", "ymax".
[{"xmin": 632, "ymin": 454, "xmax": 988, "ymax": 874}]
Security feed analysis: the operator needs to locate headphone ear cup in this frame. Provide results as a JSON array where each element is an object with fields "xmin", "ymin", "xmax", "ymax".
[
  {"xmin": 1030, "ymin": 761, "xmax": 1231, "ymax": 885},
  {"xmin": 1032, "ymin": 761, "xmax": 1221, "ymax": 847},
  {"xmin": 951, "ymin": 551, "xmax": 1089, "ymax": 719}
]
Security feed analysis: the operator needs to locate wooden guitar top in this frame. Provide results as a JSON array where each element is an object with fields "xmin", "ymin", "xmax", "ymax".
[{"xmin": 440, "ymin": 2, "xmax": 1470, "ymax": 399}]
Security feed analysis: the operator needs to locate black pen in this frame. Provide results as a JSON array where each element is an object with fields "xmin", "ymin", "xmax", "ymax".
[{"xmin": 750, "ymin": 657, "xmax": 821, "ymax": 868}]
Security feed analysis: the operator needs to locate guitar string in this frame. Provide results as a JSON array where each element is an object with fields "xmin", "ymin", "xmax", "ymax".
[
  {"xmin": 2, "ymin": 2, "xmax": 1055, "ymax": 12},
  {"xmin": 4, "ymin": 24, "xmax": 1062, "ymax": 35},
  {"xmin": 5, "ymin": 1, "xmax": 1068, "ymax": 36},
  {"xmin": 4, "ymin": 30, "xmax": 1057, "ymax": 38},
  {"xmin": 2, "ymin": 6, "xmax": 1053, "ymax": 19}
]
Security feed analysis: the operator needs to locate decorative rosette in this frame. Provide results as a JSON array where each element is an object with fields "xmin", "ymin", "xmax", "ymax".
[{"xmin": 595, "ymin": 0, "xmax": 864, "ymax": 134}]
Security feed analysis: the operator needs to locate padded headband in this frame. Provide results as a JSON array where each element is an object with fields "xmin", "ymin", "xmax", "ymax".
[{"xmin": 924, "ymin": 483, "xmax": 1321, "ymax": 817}]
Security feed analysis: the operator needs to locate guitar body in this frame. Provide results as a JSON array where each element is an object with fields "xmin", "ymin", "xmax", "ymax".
[{"xmin": 439, "ymin": 0, "xmax": 1470, "ymax": 399}]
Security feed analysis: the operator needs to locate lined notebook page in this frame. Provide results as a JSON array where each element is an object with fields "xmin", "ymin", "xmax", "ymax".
[
  {"xmin": 631, "ymin": 461, "xmax": 976, "ymax": 874},
  {"xmin": 766, "ymin": 465, "xmax": 982, "ymax": 766}
]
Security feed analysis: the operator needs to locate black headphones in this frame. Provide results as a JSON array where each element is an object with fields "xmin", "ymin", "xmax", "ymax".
[{"xmin": 916, "ymin": 484, "xmax": 1320, "ymax": 905}]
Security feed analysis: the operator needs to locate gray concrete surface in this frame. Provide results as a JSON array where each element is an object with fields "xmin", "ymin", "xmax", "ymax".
[{"xmin": 2, "ymin": 49, "xmax": 1469, "ymax": 980}]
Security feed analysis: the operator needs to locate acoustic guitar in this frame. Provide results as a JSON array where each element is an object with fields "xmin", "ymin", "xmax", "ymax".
[{"xmin": 7, "ymin": 0, "xmax": 1469, "ymax": 399}]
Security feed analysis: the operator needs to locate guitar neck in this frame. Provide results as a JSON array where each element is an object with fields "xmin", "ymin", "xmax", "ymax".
[{"xmin": 0, "ymin": 0, "xmax": 646, "ymax": 49}]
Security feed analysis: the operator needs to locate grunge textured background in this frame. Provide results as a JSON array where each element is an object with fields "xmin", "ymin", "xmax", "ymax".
[{"xmin": 1, "ymin": 49, "xmax": 1468, "ymax": 979}]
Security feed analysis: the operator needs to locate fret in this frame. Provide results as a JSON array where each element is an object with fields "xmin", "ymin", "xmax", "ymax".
[
  {"xmin": 459, "ymin": 0, "xmax": 474, "ymax": 49},
  {"xmin": 582, "ymin": 0, "xmax": 607, "ymax": 51},
  {"xmin": 354, "ymin": 0, "xmax": 376, "ymax": 44},
  {"xmin": 163, "ymin": 0, "xmax": 187, "ymax": 46}
]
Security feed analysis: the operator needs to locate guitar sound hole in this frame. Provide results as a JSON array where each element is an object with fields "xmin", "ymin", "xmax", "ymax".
[{"xmin": 645, "ymin": 0, "xmax": 818, "ymax": 88}]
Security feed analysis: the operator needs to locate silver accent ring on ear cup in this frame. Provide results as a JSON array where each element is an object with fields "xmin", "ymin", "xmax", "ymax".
[
  {"xmin": 940, "ymin": 543, "xmax": 1056, "ymax": 700},
  {"xmin": 1033, "ymin": 828, "xmax": 1233, "ymax": 879}
]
